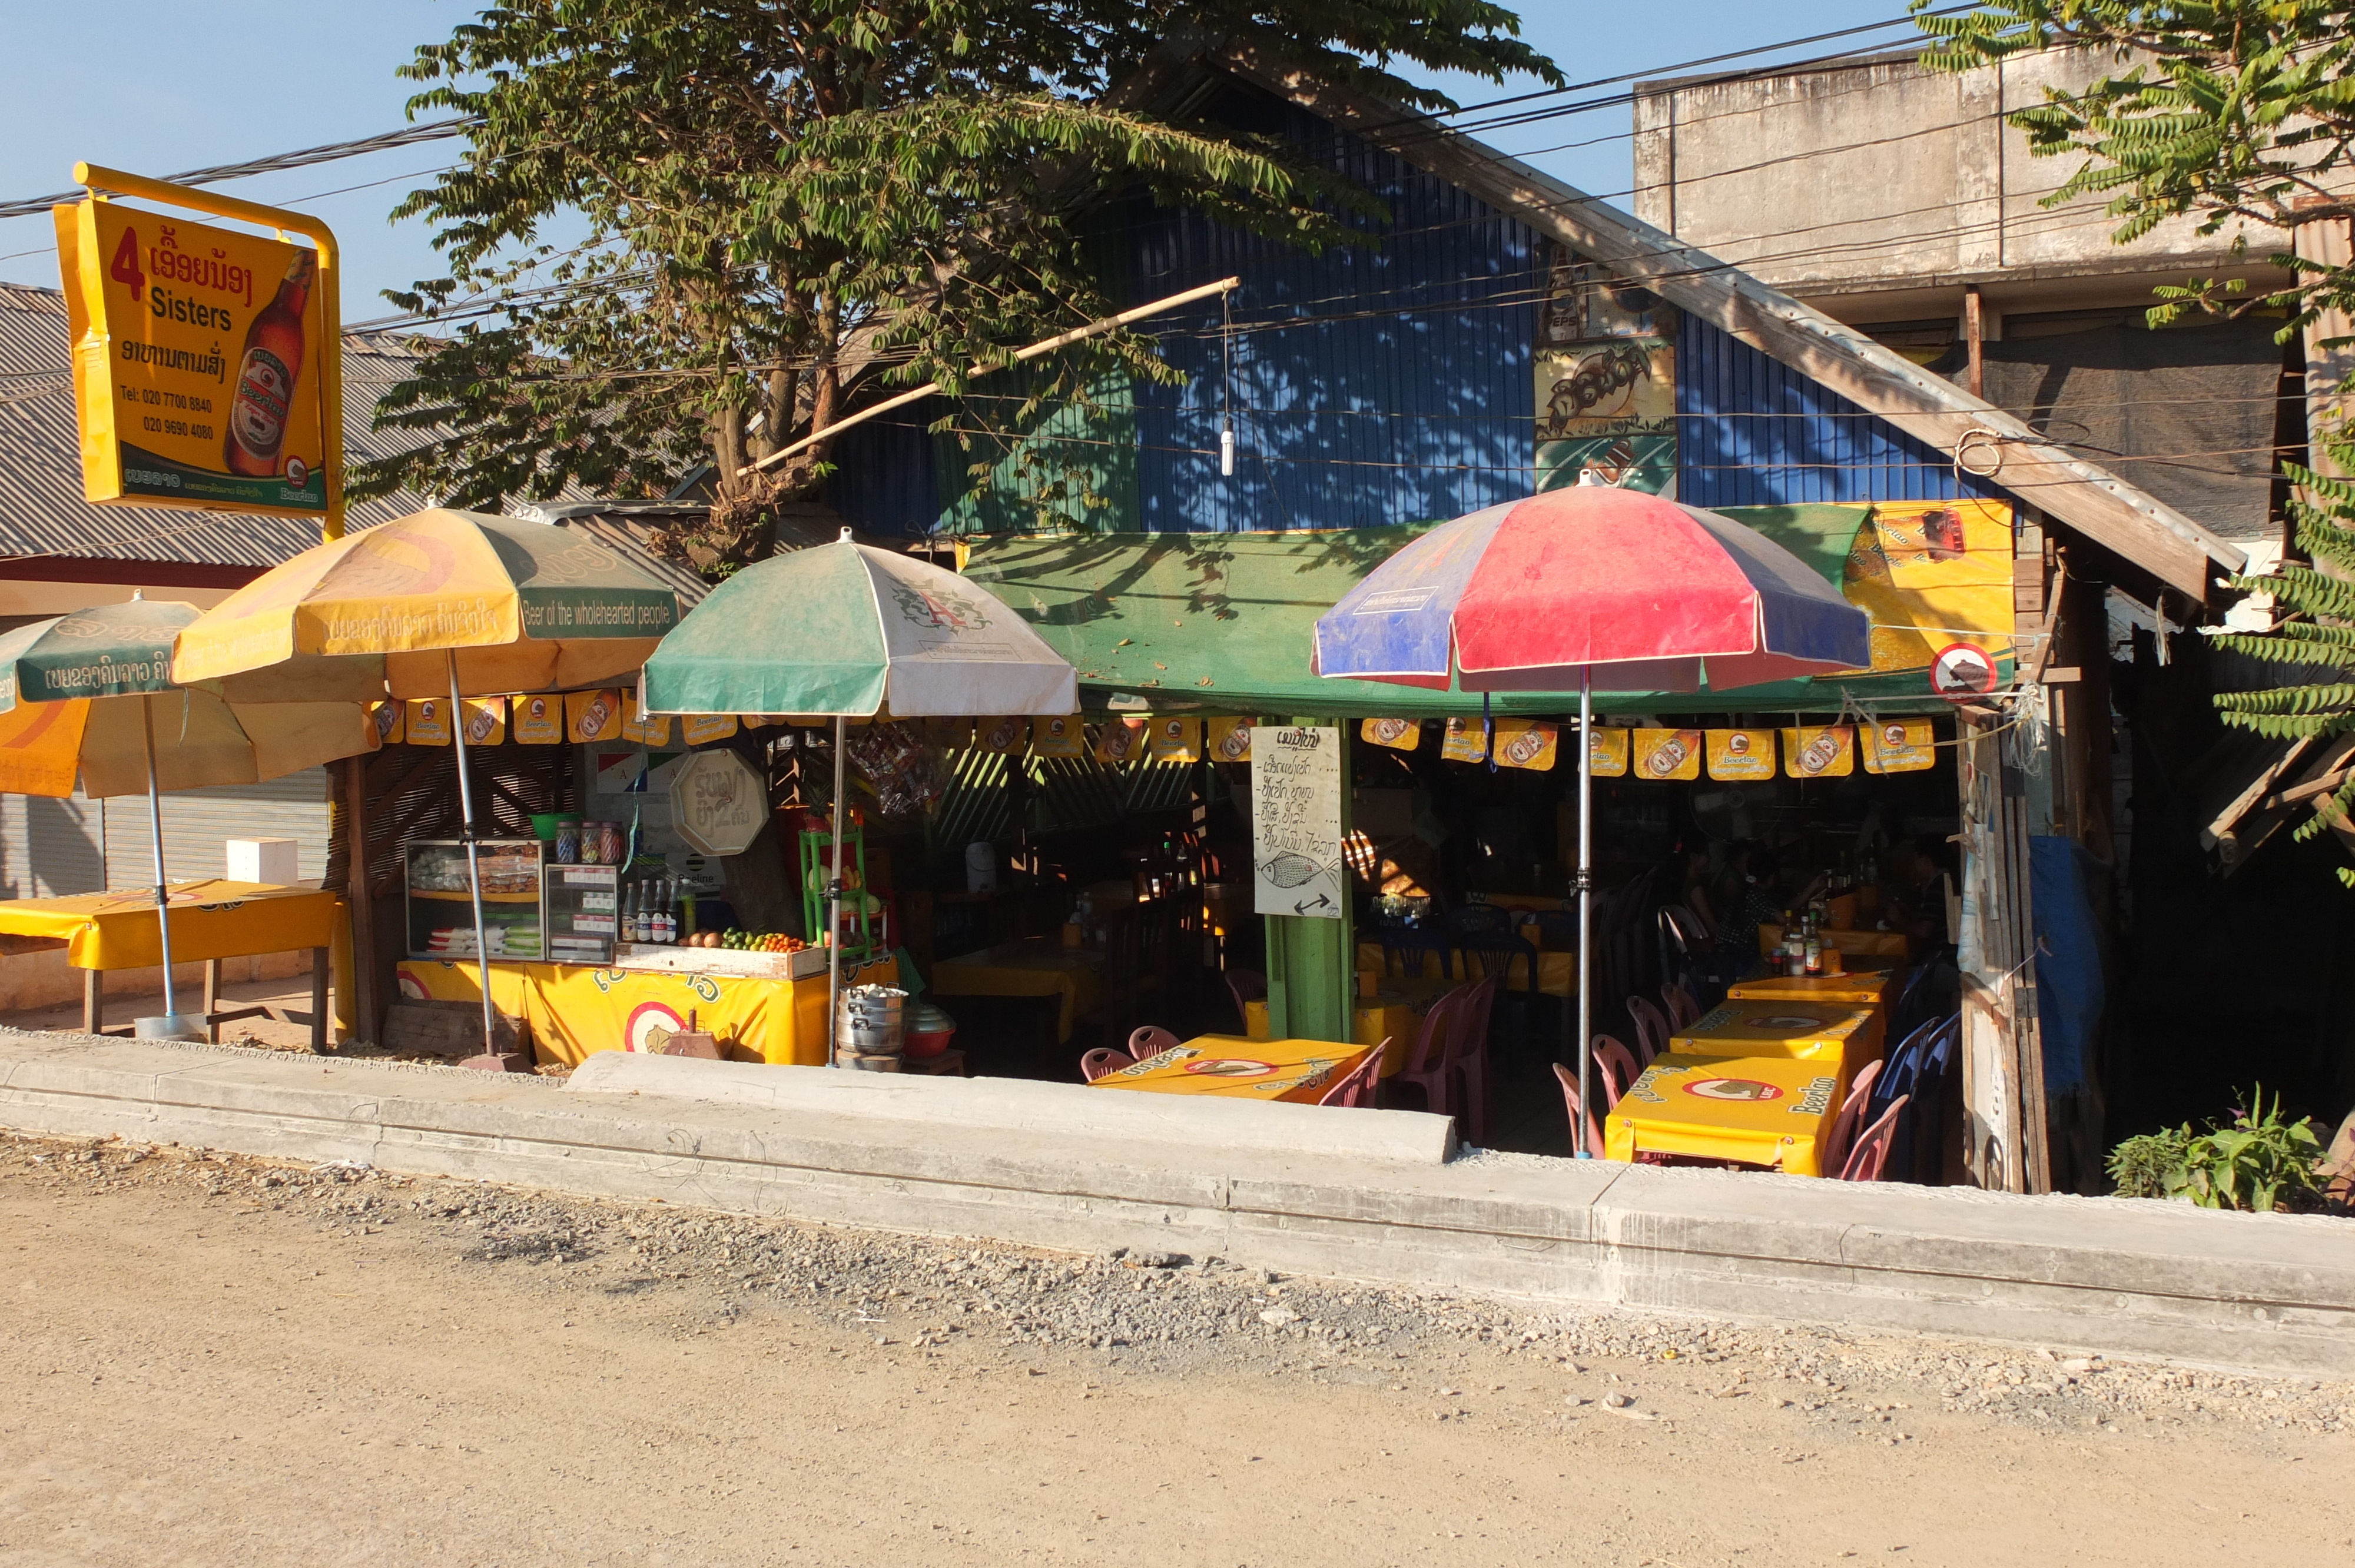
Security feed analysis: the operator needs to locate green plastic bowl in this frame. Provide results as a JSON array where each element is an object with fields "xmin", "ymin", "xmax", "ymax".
[{"xmin": 529, "ymin": 812, "xmax": 579, "ymax": 842}]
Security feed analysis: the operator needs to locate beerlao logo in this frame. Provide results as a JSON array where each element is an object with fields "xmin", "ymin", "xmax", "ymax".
[{"xmin": 891, "ymin": 582, "xmax": 990, "ymax": 632}]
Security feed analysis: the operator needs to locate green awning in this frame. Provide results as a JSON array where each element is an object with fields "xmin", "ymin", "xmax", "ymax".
[{"xmin": 965, "ymin": 507, "xmax": 1994, "ymax": 718}]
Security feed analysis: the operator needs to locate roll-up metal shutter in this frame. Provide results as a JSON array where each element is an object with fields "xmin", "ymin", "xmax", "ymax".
[
  {"xmin": 101, "ymin": 768, "xmax": 332, "ymax": 889},
  {"xmin": 0, "ymin": 790, "xmax": 108, "ymax": 899}
]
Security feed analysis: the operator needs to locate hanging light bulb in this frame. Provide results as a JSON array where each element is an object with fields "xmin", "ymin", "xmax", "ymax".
[{"xmin": 1220, "ymin": 419, "xmax": 1236, "ymax": 477}]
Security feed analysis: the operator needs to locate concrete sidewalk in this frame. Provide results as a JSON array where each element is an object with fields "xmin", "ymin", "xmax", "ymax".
[{"xmin": 2, "ymin": 1026, "xmax": 2349, "ymax": 1376}]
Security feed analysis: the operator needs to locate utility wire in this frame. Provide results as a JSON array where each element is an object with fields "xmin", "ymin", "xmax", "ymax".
[{"xmin": 0, "ymin": 118, "xmax": 475, "ymax": 222}]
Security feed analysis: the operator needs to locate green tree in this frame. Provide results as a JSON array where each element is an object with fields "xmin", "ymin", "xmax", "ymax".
[
  {"xmin": 1916, "ymin": 2, "xmax": 2355, "ymax": 872},
  {"xmin": 356, "ymin": 1, "xmax": 1557, "ymax": 569}
]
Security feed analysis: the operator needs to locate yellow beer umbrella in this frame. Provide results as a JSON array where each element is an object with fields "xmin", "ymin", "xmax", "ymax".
[
  {"xmin": 173, "ymin": 508, "xmax": 684, "ymax": 1062},
  {"xmin": 0, "ymin": 596, "xmax": 376, "ymax": 1037}
]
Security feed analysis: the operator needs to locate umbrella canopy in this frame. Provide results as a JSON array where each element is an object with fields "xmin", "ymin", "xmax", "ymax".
[
  {"xmin": 171, "ymin": 507, "xmax": 681, "ymax": 699},
  {"xmin": 0, "ymin": 600, "xmax": 374, "ymax": 798},
  {"xmin": 642, "ymin": 535, "xmax": 1076, "ymax": 719},
  {"xmin": 1313, "ymin": 487, "xmax": 1870, "ymax": 693}
]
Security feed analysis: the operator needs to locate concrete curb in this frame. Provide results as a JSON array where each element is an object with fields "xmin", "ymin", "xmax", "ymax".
[{"xmin": 4, "ymin": 1027, "xmax": 2351, "ymax": 1376}]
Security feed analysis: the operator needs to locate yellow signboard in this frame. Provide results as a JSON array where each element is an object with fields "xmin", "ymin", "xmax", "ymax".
[{"xmin": 55, "ymin": 198, "xmax": 331, "ymax": 517}]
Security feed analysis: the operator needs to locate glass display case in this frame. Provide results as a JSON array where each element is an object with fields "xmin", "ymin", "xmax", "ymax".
[
  {"xmin": 543, "ymin": 863, "xmax": 620, "ymax": 965},
  {"xmin": 405, "ymin": 839, "xmax": 545, "ymax": 961}
]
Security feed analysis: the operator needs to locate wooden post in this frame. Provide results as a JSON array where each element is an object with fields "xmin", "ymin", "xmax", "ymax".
[
  {"xmin": 203, "ymin": 959, "xmax": 221, "ymax": 1044},
  {"xmin": 343, "ymin": 754, "xmax": 377, "ymax": 1046},
  {"xmin": 82, "ymin": 967, "xmax": 101, "ymax": 1037},
  {"xmin": 1963, "ymin": 285, "xmax": 1986, "ymax": 400}
]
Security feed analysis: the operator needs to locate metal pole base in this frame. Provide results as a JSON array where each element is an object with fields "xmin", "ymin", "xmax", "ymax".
[{"xmin": 133, "ymin": 1013, "xmax": 207, "ymax": 1042}]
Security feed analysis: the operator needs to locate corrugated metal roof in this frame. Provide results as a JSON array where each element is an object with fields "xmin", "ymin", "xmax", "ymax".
[{"xmin": 0, "ymin": 282, "xmax": 527, "ymax": 570}]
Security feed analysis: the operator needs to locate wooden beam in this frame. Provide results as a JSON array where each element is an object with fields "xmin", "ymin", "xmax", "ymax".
[{"xmin": 1216, "ymin": 47, "xmax": 2243, "ymax": 601}]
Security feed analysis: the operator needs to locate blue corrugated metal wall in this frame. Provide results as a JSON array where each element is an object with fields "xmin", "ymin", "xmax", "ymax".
[
  {"xmin": 827, "ymin": 413, "xmax": 939, "ymax": 537},
  {"xmin": 1674, "ymin": 318, "xmax": 1996, "ymax": 507}
]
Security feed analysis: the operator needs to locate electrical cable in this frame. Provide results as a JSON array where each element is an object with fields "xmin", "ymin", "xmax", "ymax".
[{"xmin": 0, "ymin": 118, "xmax": 475, "ymax": 222}]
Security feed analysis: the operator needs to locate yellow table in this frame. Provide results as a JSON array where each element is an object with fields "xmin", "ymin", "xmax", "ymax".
[
  {"xmin": 1604, "ymin": 1052, "xmax": 1845, "ymax": 1175},
  {"xmin": 0, "ymin": 880, "xmax": 342, "ymax": 1045},
  {"xmin": 1243, "ymin": 975, "xmax": 1450, "ymax": 1075},
  {"xmin": 1673, "ymin": 998, "xmax": 1881, "ymax": 1067},
  {"xmin": 1087, "ymin": 1034, "xmax": 1373, "ymax": 1105},
  {"xmin": 396, "ymin": 954, "xmax": 897, "ymax": 1068},
  {"xmin": 1355, "ymin": 939, "xmax": 1575, "ymax": 998},
  {"xmin": 1727, "ymin": 967, "xmax": 1899, "ymax": 1011},
  {"xmin": 931, "ymin": 937, "xmax": 1104, "ymax": 1044},
  {"xmin": 1759, "ymin": 924, "xmax": 1911, "ymax": 963}
]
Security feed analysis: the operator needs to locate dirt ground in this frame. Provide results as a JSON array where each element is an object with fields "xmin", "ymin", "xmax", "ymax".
[{"xmin": 1, "ymin": 1130, "xmax": 2347, "ymax": 1568}]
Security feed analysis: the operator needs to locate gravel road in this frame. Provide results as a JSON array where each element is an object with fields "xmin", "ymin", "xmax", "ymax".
[{"xmin": 2, "ymin": 1127, "xmax": 2347, "ymax": 1567}]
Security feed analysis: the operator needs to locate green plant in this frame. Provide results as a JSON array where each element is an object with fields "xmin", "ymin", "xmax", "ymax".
[
  {"xmin": 2107, "ymin": 1124, "xmax": 2193, "ymax": 1199},
  {"xmin": 2111, "ymin": 1087, "xmax": 2324, "ymax": 1211}
]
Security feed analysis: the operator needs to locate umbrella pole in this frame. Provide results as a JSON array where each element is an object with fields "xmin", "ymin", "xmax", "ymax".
[
  {"xmin": 139, "ymin": 696, "xmax": 179, "ymax": 1019},
  {"xmin": 448, "ymin": 653, "xmax": 496, "ymax": 1058},
  {"xmin": 1576, "ymin": 667, "xmax": 1593, "ymax": 1158},
  {"xmin": 827, "ymin": 714, "xmax": 847, "ymax": 1068}
]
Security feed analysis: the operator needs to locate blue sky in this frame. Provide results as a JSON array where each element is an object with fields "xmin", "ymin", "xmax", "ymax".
[{"xmin": 0, "ymin": 1, "xmax": 1915, "ymax": 316}]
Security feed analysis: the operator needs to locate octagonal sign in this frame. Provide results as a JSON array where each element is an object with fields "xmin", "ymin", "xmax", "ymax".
[{"xmin": 669, "ymin": 748, "xmax": 766, "ymax": 857}]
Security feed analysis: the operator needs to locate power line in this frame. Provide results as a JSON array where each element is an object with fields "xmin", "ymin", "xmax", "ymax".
[{"xmin": 0, "ymin": 118, "xmax": 474, "ymax": 222}]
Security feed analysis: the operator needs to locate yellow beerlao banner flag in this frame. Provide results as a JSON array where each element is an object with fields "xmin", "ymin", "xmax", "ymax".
[
  {"xmin": 1631, "ymin": 727, "xmax": 1702, "ymax": 781},
  {"xmin": 367, "ymin": 699, "xmax": 404, "ymax": 746},
  {"xmin": 458, "ymin": 696, "xmax": 506, "ymax": 748},
  {"xmin": 1031, "ymin": 715, "xmax": 1084, "ymax": 758},
  {"xmin": 1587, "ymin": 725, "xmax": 1629, "ymax": 777},
  {"xmin": 511, "ymin": 693, "xmax": 562, "ymax": 745},
  {"xmin": 405, "ymin": 696, "xmax": 453, "ymax": 746},
  {"xmin": 54, "ymin": 200, "xmax": 330, "ymax": 516},
  {"xmin": 1704, "ymin": 728, "xmax": 1776, "ymax": 782},
  {"xmin": 1148, "ymin": 716, "xmax": 1201, "ymax": 762},
  {"xmin": 684, "ymin": 713, "xmax": 741, "ymax": 746},
  {"xmin": 1360, "ymin": 717, "xmax": 1419, "ymax": 752},
  {"xmin": 1093, "ymin": 716, "xmax": 1146, "ymax": 765},
  {"xmin": 1205, "ymin": 717, "xmax": 1255, "ymax": 762},
  {"xmin": 1782, "ymin": 725, "xmax": 1856, "ymax": 779},
  {"xmin": 566, "ymin": 689, "xmax": 622, "ymax": 743},
  {"xmin": 1862, "ymin": 717, "xmax": 1937, "ymax": 773},
  {"xmin": 1492, "ymin": 720, "xmax": 1558, "ymax": 772},
  {"xmin": 974, "ymin": 716, "xmax": 1029, "ymax": 755}
]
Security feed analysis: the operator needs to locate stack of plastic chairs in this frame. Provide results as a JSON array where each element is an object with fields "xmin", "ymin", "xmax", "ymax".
[{"xmin": 1869, "ymin": 1012, "xmax": 1960, "ymax": 1183}]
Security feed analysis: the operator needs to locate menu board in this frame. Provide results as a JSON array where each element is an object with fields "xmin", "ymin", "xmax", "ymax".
[{"xmin": 1252, "ymin": 724, "xmax": 1345, "ymax": 920}]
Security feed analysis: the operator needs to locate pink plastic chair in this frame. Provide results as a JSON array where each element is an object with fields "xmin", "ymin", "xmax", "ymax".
[
  {"xmin": 1127, "ymin": 1025, "xmax": 1182, "ymax": 1062},
  {"xmin": 1661, "ymin": 982, "xmax": 1700, "ymax": 1032},
  {"xmin": 1224, "ymin": 968, "xmax": 1266, "ymax": 1031},
  {"xmin": 1390, "ymin": 988, "xmax": 1464, "ymax": 1121},
  {"xmin": 1318, "ymin": 1038, "xmax": 1387, "ymax": 1108},
  {"xmin": 1445, "ymin": 974, "xmax": 1500, "ymax": 1145},
  {"xmin": 1819, "ymin": 1058, "xmax": 1883, "ymax": 1173},
  {"xmin": 1838, "ymin": 1094, "xmax": 1909, "ymax": 1181},
  {"xmin": 1626, "ymin": 994, "xmax": 1673, "ymax": 1065},
  {"xmin": 1551, "ymin": 1062, "xmax": 1607, "ymax": 1158},
  {"xmin": 1079, "ymin": 1048, "xmax": 1133, "ymax": 1082},
  {"xmin": 1588, "ymin": 1034, "xmax": 1641, "ymax": 1110}
]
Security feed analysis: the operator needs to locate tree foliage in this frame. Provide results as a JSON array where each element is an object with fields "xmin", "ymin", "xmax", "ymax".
[
  {"xmin": 354, "ymin": 1, "xmax": 1557, "ymax": 569},
  {"xmin": 1919, "ymin": 4, "xmax": 2355, "ymax": 879}
]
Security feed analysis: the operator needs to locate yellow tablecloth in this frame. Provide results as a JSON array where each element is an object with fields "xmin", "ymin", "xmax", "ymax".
[
  {"xmin": 1089, "ymin": 1034, "xmax": 1372, "ymax": 1105},
  {"xmin": 932, "ymin": 938, "xmax": 1104, "ymax": 1044},
  {"xmin": 1604, "ymin": 1052, "xmax": 1844, "ymax": 1175},
  {"xmin": 1673, "ymin": 998, "xmax": 1881, "ymax": 1067},
  {"xmin": 396, "ymin": 955, "xmax": 897, "ymax": 1068},
  {"xmin": 1727, "ymin": 968, "xmax": 1899, "ymax": 1010},
  {"xmin": 1355, "ymin": 939, "xmax": 1574, "ymax": 998},
  {"xmin": 0, "ymin": 880, "xmax": 341, "ymax": 969}
]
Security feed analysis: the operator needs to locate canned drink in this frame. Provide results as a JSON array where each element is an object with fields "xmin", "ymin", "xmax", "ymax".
[{"xmin": 554, "ymin": 820, "xmax": 581, "ymax": 864}]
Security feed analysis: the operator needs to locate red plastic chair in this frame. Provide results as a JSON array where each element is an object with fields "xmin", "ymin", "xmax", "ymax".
[
  {"xmin": 1079, "ymin": 1048, "xmax": 1133, "ymax": 1082},
  {"xmin": 1447, "ymin": 974, "xmax": 1500, "ymax": 1146},
  {"xmin": 1626, "ymin": 994, "xmax": 1673, "ymax": 1065},
  {"xmin": 1660, "ymin": 982, "xmax": 1700, "ymax": 1032},
  {"xmin": 1819, "ymin": 1058, "xmax": 1883, "ymax": 1174},
  {"xmin": 1550, "ymin": 1062, "xmax": 1607, "ymax": 1158},
  {"xmin": 1838, "ymin": 1094, "xmax": 1909, "ymax": 1181},
  {"xmin": 1390, "ymin": 987, "xmax": 1464, "ymax": 1121},
  {"xmin": 1588, "ymin": 1034, "xmax": 1641, "ymax": 1110},
  {"xmin": 1318, "ymin": 1038, "xmax": 1388, "ymax": 1108},
  {"xmin": 1127, "ymin": 1025, "xmax": 1182, "ymax": 1062}
]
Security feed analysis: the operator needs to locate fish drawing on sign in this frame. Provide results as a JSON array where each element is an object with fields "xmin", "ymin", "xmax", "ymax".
[{"xmin": 1262, "ymin": 852, "xmax": 1336, "ymax": 889}]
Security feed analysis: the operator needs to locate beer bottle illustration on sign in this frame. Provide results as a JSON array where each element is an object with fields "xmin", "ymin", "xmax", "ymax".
[{"xmin": 224, "ymin": 248, "xmax": 315, "ymax": 479}]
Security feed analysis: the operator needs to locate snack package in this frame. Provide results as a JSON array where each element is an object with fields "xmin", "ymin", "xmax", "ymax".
[{"xmin": 843, "ymin": 721, "xmax": 943, "ymax": 818}]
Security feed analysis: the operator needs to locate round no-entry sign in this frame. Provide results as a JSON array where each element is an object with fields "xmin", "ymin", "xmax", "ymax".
[{"xmin": 1930, "ymin": 641, "xmax": 1998, "ymax": 702}]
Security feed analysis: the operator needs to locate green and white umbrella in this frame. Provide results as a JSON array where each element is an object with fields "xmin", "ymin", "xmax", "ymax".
[{"xmin": 644, "ymin": 531, "xmax": 1076, "ymax": 1061}]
